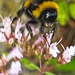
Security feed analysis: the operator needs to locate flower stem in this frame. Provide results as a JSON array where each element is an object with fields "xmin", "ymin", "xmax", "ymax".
[
  {"xmin": 45, "ymin": 65, "xmax": 54, "ymax": 72},
  {"xmin": 39, "ymin": 59, "xmax": 42, "ymax": 71}
]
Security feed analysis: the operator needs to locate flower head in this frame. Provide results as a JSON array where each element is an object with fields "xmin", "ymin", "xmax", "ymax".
[
  {"xmin": 62, "ymin": 45, "xmax": 75, "ymax": 63},
  {"xmin": 46, "ymin": 31, "xmax": 54, "ymax": 45},
  {"xmin": 30, "ymin": 25, "xmax": 39, "ymax": 36},
  {"xmin": 7, "ymin": 61, "xmax": 22, "ymax": 75},
  {"xmin": 63, "ymin": 50, "xmax": 71, "ymax": 63},
  {"xmin": 7, "ymin": 47, "xmax": 23, "ymax": 62},
  {"xmin": 0, "ymin": 53, "xmax": 7, "ymax": 67},
  {"xmin": 0, "ymin": 32, "xmax": 6, "ymax": 42},
  {"xmin": 34, "ymin": 36, "xmax": 44, "ymax": 45},
  {"xmin": 15, "ymin": 19, "xmax": 24, "ymax": 41},
  {"xmin": 49, "ymin": 42, "xmax": 60, "ymax": 58},
  {"xmin": 66, "ymin": 46, "xmax": 75, "ymax": 56},
  {"xmin": 0, "ymin": 16, "xmax": 11, "ymax": 38},
  {"xmin": 3, "ymin": 16, "xmax": 11, "ymax": 26}
]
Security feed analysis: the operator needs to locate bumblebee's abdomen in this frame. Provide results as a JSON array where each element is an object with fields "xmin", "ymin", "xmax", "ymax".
[{"xmin": 32, "ymin": 1, "xmax": 59, "ymax": 19}]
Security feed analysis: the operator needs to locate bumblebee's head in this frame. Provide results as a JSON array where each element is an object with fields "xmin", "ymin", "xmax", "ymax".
[{"xmin": 40, "ymin": 8, "xmax": 57, "ymax": 27}]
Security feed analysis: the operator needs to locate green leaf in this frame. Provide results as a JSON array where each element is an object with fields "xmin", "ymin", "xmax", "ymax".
[
  {"xmin": 69, "ymin": 3, "xmax": 75, "ymax": 19},
  {"xmin": 20, "ymin": 58, "xmax": 40, "ymax": 71},
  {"xmin": 55, "ymin": 58, "xmax": 75, "ymax": 71},
  {"xmin": 28, "ymin": 63, "xmax": 40, "ymax": 71},
  {"xmin": 49, "ymin": 58, "xmax": 57, "ymax": 65},
  {"xmin": 45, "ymin": 72, "xmax": 55, "ymax": 75},
  {"xmin": 3, "ymin": 52, "xmax": 8, "ymax": 56},
  {"xmin": 57, "ymin": 1, "xmax": 69, "ymax": 26},
  {"xmin": 20, "ymin": 58, "xmax": 30, "ymax": 64}
]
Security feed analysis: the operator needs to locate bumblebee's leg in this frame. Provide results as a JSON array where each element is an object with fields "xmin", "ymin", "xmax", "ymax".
[
  {"xmin": 40, "ymin": 23, "xmax": 44, "ymax": 34},
  {"xmin": 40, "ymin": 23, "xmax": 47, "ymax": 40},
  {"xmin": 26, "ymin": 20, "xmax": 38, "ymax": 37},
  {"xmin": 52, "ymin": 24, "xmax": 57, "ymax": 38},
  {"xmin": 12, "ymin": 8, "xmax": 24, "ymax": 24}
]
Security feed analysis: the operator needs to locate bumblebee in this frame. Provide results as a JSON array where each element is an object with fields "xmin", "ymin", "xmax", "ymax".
[{"xmin": 12, "ymin": 0, "xmax": 59, "ymax": 36}]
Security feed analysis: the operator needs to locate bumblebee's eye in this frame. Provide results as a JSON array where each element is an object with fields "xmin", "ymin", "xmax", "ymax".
[{"xmin": 40, "ymin": 8, "xmax": 57, "ymax": 23}]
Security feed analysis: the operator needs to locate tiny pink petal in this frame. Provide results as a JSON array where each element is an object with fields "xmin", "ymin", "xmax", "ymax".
[
  {"xmin": 1, "ymin": 16, "xmax": 11, "ymax": 38},
  {"xmin": 0, "ymin": 32, "xmax": 6, "ymax": 42},
  {"xmin": 7, "ymin": 61, "xmax": 22, "ymax": 75},
  {"xmin": 30, "ymin": 25, "xmax": 39, "ymax": 36},
  {"xmin": 63, "ymin": 50, "xmax": 71, "ymax": 63},
  {"xmin": 66, "ymin": 46, "xmax": 75, "ymax": 56},
  {"xmin": 34, "ymin": 36, "xmax": 44, "ymax": 45},
  {"xmin": 49, "ymin": 42, "xmax": 60, "ymax": 58},
  {"xmin": 46, "ymin": 31, "xmax": 53, "ymax": 44},
  {"xmin": 7, "ymin": 47, "xmax": 23, "ymax": 62}
]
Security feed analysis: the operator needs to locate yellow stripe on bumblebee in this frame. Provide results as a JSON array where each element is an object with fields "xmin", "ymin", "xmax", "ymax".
[
  {"xmin": 24, "ymin": 0, "xmax": 33, "ymax": 8},
  {"xmin": 32, "ymin": 1, "xmax": 59, "ymax": 19}
]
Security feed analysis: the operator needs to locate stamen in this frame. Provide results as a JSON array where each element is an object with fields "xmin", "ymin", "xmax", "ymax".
[
  {"xmin": 56, "ymin": 37, "xmax": 62, "ymax": 45},
  {"xmin": 60, "ymin": 43, "xmax": 66, "ymax": 51}
]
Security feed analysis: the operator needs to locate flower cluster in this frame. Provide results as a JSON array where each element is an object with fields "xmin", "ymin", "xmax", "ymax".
[
  {"xmin": 0, "ymin": 15, "xmax": 75, "ymax": 75},
  {"xmin": 62, "ymin": 45, "xmax": 75, "ymax": 63},
  {"xmin": 0, "ymin": 46, "xmax": 23, "ymax": 75},
  {"xmin": 0, "ymin": 15, "xmax": 26, "ymax": 45}
]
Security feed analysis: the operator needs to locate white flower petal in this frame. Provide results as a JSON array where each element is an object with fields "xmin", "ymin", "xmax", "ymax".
[
  {"xmin": 7, "ymin": 61, "xmax": 22, "ymax": 75},
  {"xmin": 7, "ymin": 47, "xmax": 23, "ymax": 62},
  {"xmin": 66, "ymin": 46, "xmax": 75, "ymax": 56},
  {"xmin": 63, "ymin": 50, "xmax": 71, "ymax": 63},
  {"xmin": 46, "ymin": 31, "xmax": 53, "ymax": 44},
  {"xmin": 0, "ymin": 32, "xmax": 6, "ymax": 42},
  {"xmin": 49, "ymin": 42, "xmax": 60, "ymax": 58},
  {"xmin": 0, "ymin": 16, "xmax": 12, "ymax": 38}
]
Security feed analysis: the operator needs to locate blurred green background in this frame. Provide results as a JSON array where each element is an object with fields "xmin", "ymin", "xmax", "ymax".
[{"xmin": 0, "ymin": 0, "xmax": 75, "ymax": 75}]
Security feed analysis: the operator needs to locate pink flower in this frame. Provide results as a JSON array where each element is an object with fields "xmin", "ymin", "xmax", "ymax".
[
  {"xmin": 63, "ymin": 50, "xmax": 71, "ymax": 63},
  {"xmin": 7, "ymin": 61, "xmax": 22, "ymax": 75},
  {"xmin": 7, "ymin": 47, "xmax": 23, "ymax": 62},
  {"xmin": 0, "ymin": 32, "xmax": 6, "ymax": 42},
  {"xmin": 0, "ymin": 59, "xmax": 3, "ymax": 67},
  {"xmin": 49, "ymin": 42, "xmax": 60, "ymax": 58},
  {"xmin": 62, "ymin": 45, "xmax": 75, "ymax": 63},
  {"xmin": 0, "ymin": 53, "xmax": 7, "ymax": 67},
  {"xmin": 0, "ymin": 73, "xmax": 4, "ymax": 75},
  {"xmin": 66, "ymin": 46, "xmax": 75, "ymax": 56},
  {"xmin": 49, "ymin": 38, "xmax": 62, "ymax": 58},
  {"xmin": 24, "ymin": 28, "xmax": 29, "ymax": 37},
  {"xmin": 23, "ymin": 28, "xmax": 31, "ymax": 41},
  {"xmin": 46, "ymin": 31, "xmax": 53, "ymax": 45},
  {"xmin": 0, "ymin": 16, "xmax": 11, "ymax": 38},
  {"xmin": 34, "ymin": 36, "xmax": 44, "ymax": 45},
  {"xmin": 3, "ymin": 16, "xmax": 11, "ymax": 26},
  {"xmin": 30, "ymin": 25, "xmax": 39, "ymax": 36},
  {"xmin": 15, "ymin": 31, "xmax": 22, "ymax": 41},
  {"xmin": 15, "ymin": 19, "xmax": 24, "ymax": 40}
]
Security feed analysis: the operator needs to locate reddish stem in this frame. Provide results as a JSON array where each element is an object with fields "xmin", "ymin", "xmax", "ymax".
[
  {"xmin": 39, "ymin": 59, "xmax": 42, "ymax": 71},
  {"xmin": 42, "ymin": 65, "xmax": 46, "ymax": 72},
  {"xmin": 39, "ymin": 59, "xmax": 54, "ymax": 75},
  {"xmin": 45, "ymin": 65, "xmax": 54, "ymax": 72},
  {"xmin": 39, "ymin": 60, "xmax": 47, "ymax": 75}
]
